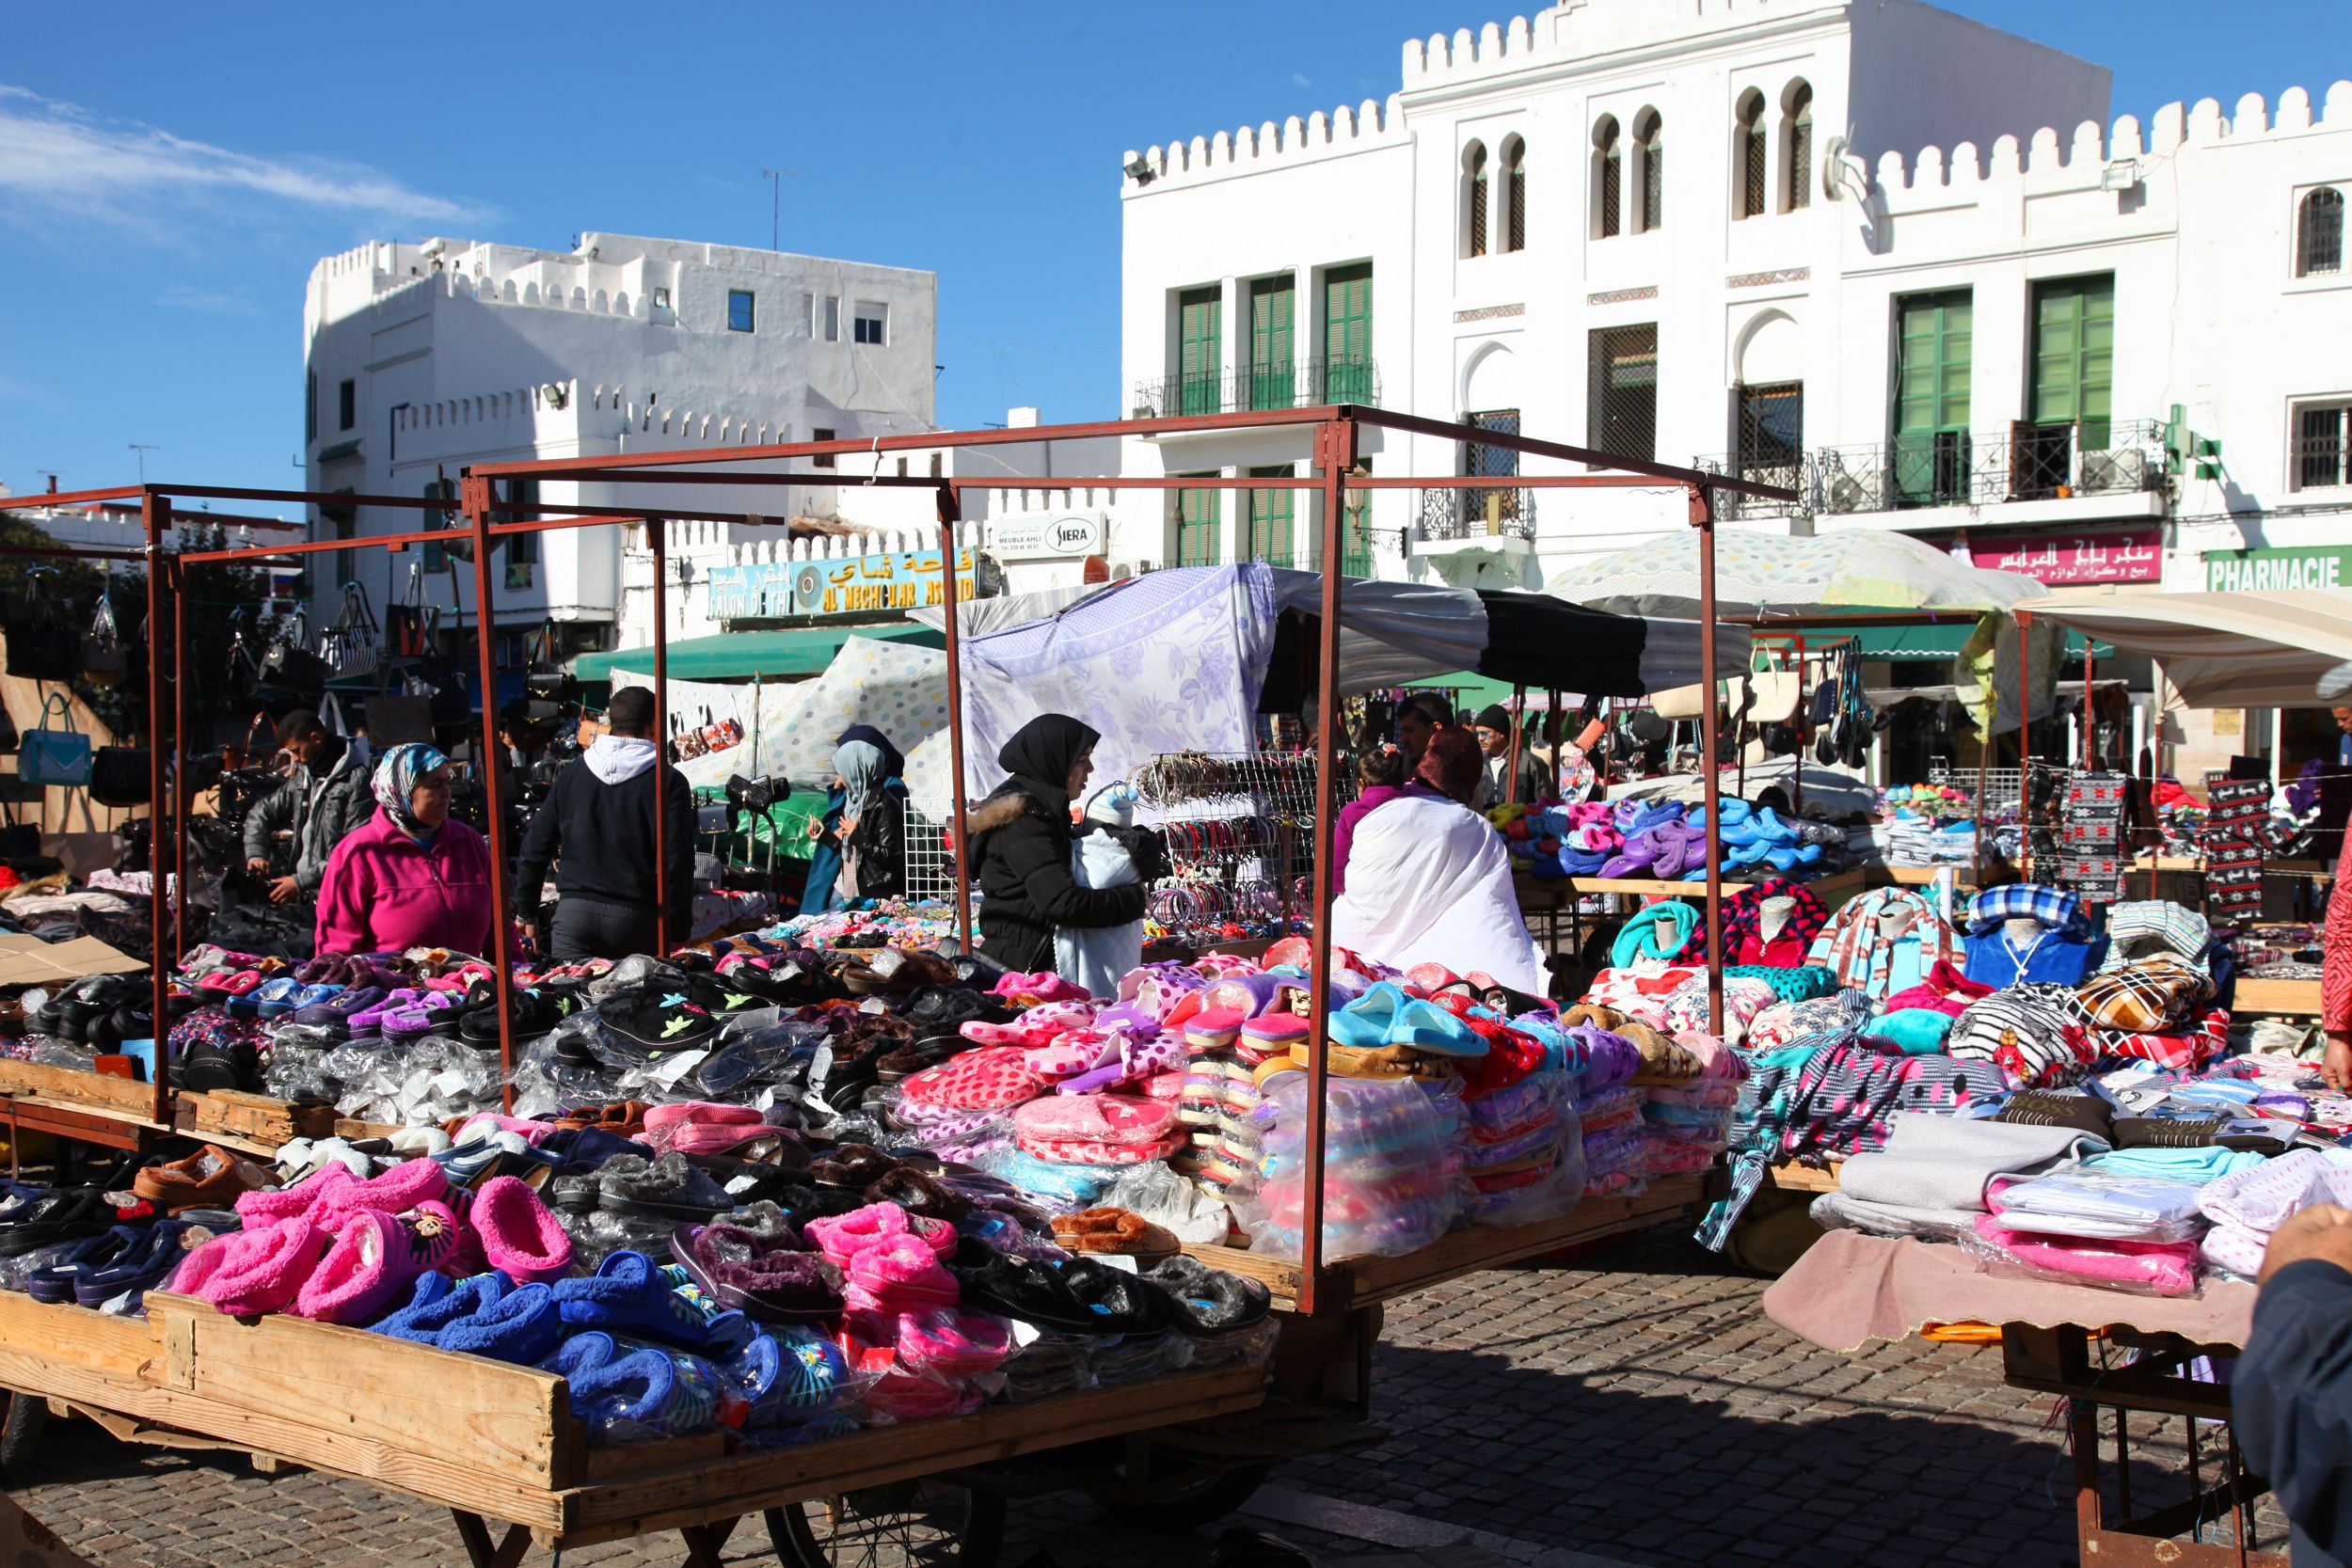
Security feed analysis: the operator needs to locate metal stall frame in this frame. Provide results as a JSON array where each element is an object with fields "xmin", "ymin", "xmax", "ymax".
[{"xmin": 463, "ymin": 404, "xmax": 1793, "ymax": 1315}]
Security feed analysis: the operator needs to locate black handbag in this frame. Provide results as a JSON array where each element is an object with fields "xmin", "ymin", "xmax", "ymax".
[
  {"xmin": 260, "ymin": 610, "xmax": 329, "ymax": 692},
  {"xmin": 3, "ymin": 575, "xmax": 83, "ymax": 684},
  {"xmin": 90, "ymin": 747, "xmax": 151, "ymax": 808}
]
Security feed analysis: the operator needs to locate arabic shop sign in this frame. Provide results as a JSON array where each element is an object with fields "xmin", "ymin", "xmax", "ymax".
[
  {"xmin": 2202, "ymin": 545, "xmax": 2352, "ymax": 593},
  {"xmin": 1966, "ymin": 527, "xmax": 2162, "ymax": 585},
  {"xmin": 705, "ymin": 548, "xmax": 989, "ymax": 620}
]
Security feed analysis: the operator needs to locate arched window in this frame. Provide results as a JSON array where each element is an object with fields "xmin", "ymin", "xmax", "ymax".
[
  {"xmin": 2300, "ymin": 187, "xmax": 2345, "ymax": 277},
  {"xmin": 1634, "ymin": 108, "xmax": 1664, "ymax": 232},
  {"xmin": 1594, "ymin": 117, "xmax": 1622, "ymax": 239},
  {"xmin": 1501, "ymin": 136, "xmax": 1527, "ymax": 252},
  {"xmin": 1736, "ymin": 91, "xmax": 1767, "ymax": 219},
  {"xmin": 1465, "ymin": 142, "xmax": 1489, "ymax": 258},
  {"xmin": 1785, "ymin": 82, "xmax": 1815, "ymax": 213}
]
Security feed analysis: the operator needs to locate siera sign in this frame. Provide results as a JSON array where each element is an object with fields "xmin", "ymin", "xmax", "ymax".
[{"xmin": 988, "ymin": 511, "xmax": 1107, "ymax": 561}]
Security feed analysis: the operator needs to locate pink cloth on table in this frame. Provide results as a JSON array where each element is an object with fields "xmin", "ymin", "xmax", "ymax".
[
  {"xmin": 1971, "ymin": 1214, "xmax": 2200, "ymax": 1297},
  {"xmin": 2198, "ymin": 1148, "xmax": 2352, "ymax": 1233},
  {"xmin": 2200, "ymin": 1222, "xmax": 2268, "ymax": 1279}
]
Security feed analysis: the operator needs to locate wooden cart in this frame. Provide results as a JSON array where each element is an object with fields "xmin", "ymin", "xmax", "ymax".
[{"xmin": 0, "ymin": 1288, "xmax": 1271, "ymax": 1568}]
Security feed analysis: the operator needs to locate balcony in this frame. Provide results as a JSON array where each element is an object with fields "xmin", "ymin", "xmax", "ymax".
[
  {"xmin": 1417, "ymin": 487, "xmax": 1535, "ymax": 544},
  {"xmin": 1132, "ymin": 356, "xmax": 1380, "ymax": 420},
  {"xmin": 1693, "ymin": 420, "xmax": 2166, "ymax": 524},
  {"xmin": 1693, "ymin": 456, "xmax": 1810, "ymax": 521}
]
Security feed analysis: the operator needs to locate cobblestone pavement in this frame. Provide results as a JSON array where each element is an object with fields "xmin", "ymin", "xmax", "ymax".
[{"xmin": 4, "ymin": 1227, "xmax": 2279, "ymax": 1568}]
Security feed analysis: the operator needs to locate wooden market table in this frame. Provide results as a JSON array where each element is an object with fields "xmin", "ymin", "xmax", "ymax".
[
  {"xmin": 2233, "ymin": 977, "xmax": 2325, "ymax": 1018},
  {"xmin": 0, "ymin": 1288, "xmax": 1271, "ymax": 1567}
]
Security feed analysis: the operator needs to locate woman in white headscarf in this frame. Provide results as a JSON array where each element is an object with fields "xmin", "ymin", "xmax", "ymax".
[
  {"xmin": 1329, "ymin": 791, "xmax": 1547, "ymax": 994},
  {"xmin": 830, "ymin": 725, "xmax": 907, "ymax": 904}
]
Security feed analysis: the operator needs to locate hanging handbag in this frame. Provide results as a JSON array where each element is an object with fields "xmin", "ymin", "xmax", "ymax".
[
  {"xmin": 90, "ymin": 748, "xmax": 151, "ymax": 808},
  {"xmin": 3, "ymin": 574, "xmax": 83, "ymax": 684},
  {"xmin": 223, "ymin": 611, "xmax": 262, "ymax": 702},
  {"xmin": 386, "ymin": 563, "xmax": 427, "ymax": 659},
  {"xmin": 20, "ymin": 691, "xmax": 92, "ymax": 787},
  {"xmin": 324, "ymin": 583, "xmax": 380, "ymax": 680},
  {"xmin": 83, "ymin": 585, "xmax": 128, "ymax": 688},
  {"xmin": 260, "ymin": 610, "xmax": 329, "ymax": 692},
  {"xmin": 0, "ymin": 698, "xmax": 18, "ymax": 757}
]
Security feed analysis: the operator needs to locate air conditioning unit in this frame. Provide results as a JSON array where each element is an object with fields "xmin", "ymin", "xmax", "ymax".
[
  {"xmin": 1829, "ymin": 474, "xmax": 1868, "ymax": 514},
  {"xmin": 2080, "ymin": 450, "xmax": 2145, "ymax": 491}
]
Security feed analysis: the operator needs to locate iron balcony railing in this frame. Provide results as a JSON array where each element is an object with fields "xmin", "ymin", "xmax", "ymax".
[
  {"xmin": 1696, "ymin": 420, "xmax": 2166, "ymax": 518},
  {"xmin": 1417, "ymin": 486, "xmax": 1535, "ymax": 543},
  {"xmin": 1132, "ymin": 356, "xmax": 1379, "ymax": 419}
]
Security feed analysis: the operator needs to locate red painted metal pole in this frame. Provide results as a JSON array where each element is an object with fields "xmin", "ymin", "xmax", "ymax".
[
  {"xmin": 461, "ymin": 479, "xmax": 518, "ymax": 1113},
  {"xmin": 1301, "ymin": 419, "xmax": 1356, "ymax": 1315},
  {"xmin": 650, "ymin": 518, "xmax": 670, "ymax": 958},
  {"xmin": 1693, "ymin": 484, "xmax": 1724, "ymax": 1037},
  {"xmin": 1505, "ymin": 684, "xmax": 1525, "ymax": 806},
  {"xmin": 142, "ymin": 492, "xmax": 171, "ymax": 1129},
  {"xmin": 937, "ymin": 488, "xmax": 973, "ymax": 952},
  {"xmin": 2082, "ymin": 638, "xmax": 2097, "ymax": 768},
  {"xmin": 171, "ymin": 553, "xmax": 189, "ymax": 992},
  {"xmin": 2017, "ymin": 610, "xmax": 2033, "ymax": 880}
]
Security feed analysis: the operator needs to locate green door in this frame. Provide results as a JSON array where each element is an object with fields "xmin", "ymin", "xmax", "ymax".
[
  {"xmin": 1174, "ymin": 474, "xmax": 1221, "ymax": 566},
  {"xmin": 1323, "ymin": 264, "xmax": 1373, "ymax": 403},
  {"xmin": 2030, "ymin": 275, "xmax": 2113, "ymax": 448},
  {"xmin": 1892, "ymin": 289, "xmax": 1973, "ymax": 503},
  {"xmin": 1248, "ymin": 277, "xmax": 1295, "ymax": 410},
  {"xmin": 1245, "ymin": 466, "xmax": 1295, "ymax": 567},
  {"xmin": 1178, "ymin": 288, "xmax": 1221, "ymax": 415}
]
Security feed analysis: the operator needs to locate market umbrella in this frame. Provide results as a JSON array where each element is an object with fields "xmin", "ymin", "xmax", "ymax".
[
  {"xmin": 1542, "ymin": 528, "xmax": 2048, "ymax": 620},
  {"xmin": 2024, "ymin": 588, "xmax": 2352, "ymax": 708}
]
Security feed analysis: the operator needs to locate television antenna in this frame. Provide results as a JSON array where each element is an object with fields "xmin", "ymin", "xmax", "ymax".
[
  {"xmin": 128, "ymin": 444, "xmax": 160, "ymax": 483},
  {"xmin": 760, "ymin": 167, "xmax": 801, "ymax": 251}
]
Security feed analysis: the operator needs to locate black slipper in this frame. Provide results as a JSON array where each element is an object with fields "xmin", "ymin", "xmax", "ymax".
[
  {"xmin": 1060, "ymin": 1258, "xmax": 1179, "ymax": 1336},
  {"xmin": 1148, "ymin": 1256, "xmax": 1272, "ymax": 1335}
]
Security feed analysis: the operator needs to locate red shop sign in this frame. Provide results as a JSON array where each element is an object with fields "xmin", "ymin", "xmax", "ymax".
[{"xmin": 1966, "ymin": 527, "xmax": 2162, "ymax": 585}]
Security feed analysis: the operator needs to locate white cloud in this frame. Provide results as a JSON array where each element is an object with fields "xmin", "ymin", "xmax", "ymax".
[
  {"xmin": 0, "ymin": 85, "xmax": 485, "ymax": 230},
  {"xmin": 154, "ymin": 282, "xmax": 265, "ymax": 317},
  {"xmin": 1292, "ymin": 72, "xmax": 1313, "ymax": 88}
]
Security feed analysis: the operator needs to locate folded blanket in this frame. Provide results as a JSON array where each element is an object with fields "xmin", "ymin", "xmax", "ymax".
[
  {"xmin": 1987, "ymin": 1169, "xmax": 2207, "ymax": 1240},
  {"xmin": 1970, "ymin": 1214, "xmax": 2199, "ymax": 1297},
  {"xmin": 1837, "ymin": 1111, "xmax": 2107, "ymax": 1213},
  {"xmin": 1809, "ymin": 1190, "xmax": 1979, "ymax": 1243},
  {"xmin": 2197, "ymin": 1148, "xmax": 2352, "ymax": 1234}
]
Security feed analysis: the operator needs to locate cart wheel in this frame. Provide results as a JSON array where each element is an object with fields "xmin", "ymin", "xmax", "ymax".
[
  {"xmin": 0, "ymin": 1389, "xmax": 46, "ymax": 1475},
  {"xmin": 1079, "ymin": 1459, "xmax": 1272, "ymax": 1527},
  {"xmin": 767, "ymin": 1479, "xmax": 1006, "ymax": 1568}
]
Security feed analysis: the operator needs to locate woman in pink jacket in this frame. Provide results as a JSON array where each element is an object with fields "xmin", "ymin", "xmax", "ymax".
[{"xmin": 313, "ymin": 744, "xmax": 497, "ymax": 957}]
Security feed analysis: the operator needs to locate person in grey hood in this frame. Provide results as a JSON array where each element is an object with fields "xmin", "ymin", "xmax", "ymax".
[
  {"xmin": 513, "ymin": 685, "xmax": 696, "ymax": 960},
  {"xmin": 243, "ymin": 709, "xmax": 374, "ymax": 911}
]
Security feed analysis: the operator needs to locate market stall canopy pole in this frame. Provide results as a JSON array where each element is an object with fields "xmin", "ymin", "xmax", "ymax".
[
  {"xmin": 461, "ymin": 479, "xmax": 520, "ymax": 1114},
  {"xmin": 1693, "ymin": 487, "xmax": 1725, "ymax": 1038},
  {"xmin": 937, "ymin": 489, "xmax": 973, "ymax": 953},
  {"xmin": 2025, "ymin": 588, "xmax": 2352, "ymax": 708},
  {"xmin": 142, "ymin": 491, "xmax": 172, "ymax": 1132}
]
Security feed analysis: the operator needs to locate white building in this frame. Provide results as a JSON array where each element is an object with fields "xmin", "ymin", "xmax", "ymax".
[
  {"xmin": 1114, "ymin": 0, "xmax": 2352, "ymax": 773},
  {"xmin": 302, "ymin": 232, "xmax": 944, "ymax": 670}
]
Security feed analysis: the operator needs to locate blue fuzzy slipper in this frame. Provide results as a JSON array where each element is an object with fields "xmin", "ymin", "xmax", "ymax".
[
  {"xmin": 570, "ymin": 1348, "xmax": 718, "ymax": 1442},
  {"xmin": 372, "ymin": 1271, "xmax": 509, "ymax": 1341},
  {"xmin": 553, "ymin": 1249, "xmax": 718, "ymax": 1350},
  {"xmin": 439, "ymin": 1281, "xmax": 563, "ymax": 1364},
  {"xmin": 543, "ymin": 1331, "xmax": 619, "ymax": 1380}
]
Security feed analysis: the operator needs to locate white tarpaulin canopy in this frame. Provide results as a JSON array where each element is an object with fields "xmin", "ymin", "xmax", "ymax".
[
  {"xmin": 1544, "ymin": 529, "xmax": 2048, "ymax": 620},
  {"xmin": 2024, "ymin": 588, "xmax": 2352, "ymax": 708}
]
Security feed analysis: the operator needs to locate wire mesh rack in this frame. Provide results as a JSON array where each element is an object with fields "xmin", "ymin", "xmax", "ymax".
[{"xmin": 1134, "ymin": 750, "xmax": 1335, "ymax": 942}]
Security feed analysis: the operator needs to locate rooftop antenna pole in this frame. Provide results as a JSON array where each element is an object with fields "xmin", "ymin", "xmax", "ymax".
[
  {"xmin": 129, "ymin": 445, "xmax": 159, "ymax": 483},
  {"xmin": 758, "ymin": 167, "xmax": 799, "ymax": 251}
]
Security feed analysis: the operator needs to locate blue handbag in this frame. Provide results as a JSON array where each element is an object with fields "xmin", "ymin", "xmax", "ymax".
[{"xmin": 20, "ymin": 692, "xmax": 91, "ymax": 788}]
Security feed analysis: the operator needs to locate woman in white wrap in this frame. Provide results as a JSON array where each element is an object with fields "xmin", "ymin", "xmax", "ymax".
[{"xmin": 1329, "ymin": 791, "xmax": 1547, "ymax": 995}]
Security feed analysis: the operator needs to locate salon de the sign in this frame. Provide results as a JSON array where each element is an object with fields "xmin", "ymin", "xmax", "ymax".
[{"xmin": 705, "ymin": 548, "xmax": 988, "ymax": 619}]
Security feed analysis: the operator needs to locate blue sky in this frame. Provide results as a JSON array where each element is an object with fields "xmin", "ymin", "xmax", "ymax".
[{"xmin": 1, "ymin": 2, "xmax": 2339, "ymax": 515}]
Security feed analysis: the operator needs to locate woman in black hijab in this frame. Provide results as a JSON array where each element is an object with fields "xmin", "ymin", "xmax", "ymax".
[{"xmin": 965, "ymin": 714, "xmax": 1147, "ymax": 974}]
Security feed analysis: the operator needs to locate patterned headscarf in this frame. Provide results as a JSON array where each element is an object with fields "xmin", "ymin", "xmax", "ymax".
[{"xmin": 373, "ymin": 743, "xmax": 449, "ymax": 835}]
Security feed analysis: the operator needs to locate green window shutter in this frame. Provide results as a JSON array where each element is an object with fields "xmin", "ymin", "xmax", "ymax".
[
  {"xmin": 1248, "ymin": 278, "xmax": 1295, "ymax": 410},
  {"xmin": 1323, "ymin": 265, "xmax": 1373, "ymax": 403},
  {"xmin": 2030, "ymin": 275, "xmax": 2114, "ymax": 448},
  {"xmin": 1173, "ymin": 473, "xmax": 1221, "ymax": 566},
  {"xmin": 1892, "ymin": 289, "xmax": 1974, "ymax": 502},
  {"xmin": 1178, "ymin": 288, "xmax": 1222, "ymax": 415},
  {"xmin": 1245, "ymin": 466, "xmax": 1295, "ymax": 567}
]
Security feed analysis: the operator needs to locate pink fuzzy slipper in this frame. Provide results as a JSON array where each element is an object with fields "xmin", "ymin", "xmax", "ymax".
[
  {"xmin": 844, "ymin": 1235, "xmax": 959, "ymax": 1311},
  {"xmin": 193, "ymin": 1217, "xmax": 331, "ymax": 1316},
  {"xmin": 313, "ymin": 1157, "xmax": 450, "ymax": 1228},
  {"xmin": 234, "ymin": 1164, "xmax": 355, "ymax": 1226},
  {"xmin": 471, "ymin": 1175, "xmax": 573, "ymax": 1284},
  {"xmin": 894, "ymin": 1307, "xmax": 1010, "ymax": 1377},
  {"xmin": 292, "ymin": 1210, "xmax": 423, "ymax": 1324},
  {"xmin": 803, "ymin": 1202, "xmax": 909, "ymax": 1268},
  {"xmin": 642, "ymin": 1101, "xmax": 763, "ymax": 1132}
]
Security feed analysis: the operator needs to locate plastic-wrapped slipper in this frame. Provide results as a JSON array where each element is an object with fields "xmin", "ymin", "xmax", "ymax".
[
  {"xmin": 570, "ymin": 1348, "xmax": 714, "ymax": 1439},
  {"xmin": 471, "ymin": 1175, "xmax": 571, "ymax": 1284},
  {"xmin": 438, "ymin": 1281, "xmax": 564, "ymax": 1364},
  {"xmin": 553, "ymin": 1249, "xmax": 721, "ymax": 1349},
  {"xmin": 1327, "ymin": 983, "xmax": 1407, "ymax": 1050},
  {"xmin": 371, "ymin": 1270, "xmax": 509, "ymax": 1342},
  {"xmin": 236, "ymin": 1163, "xmax": 357, "ymax": 1226},
  {"xmin": 1060, "ymin": 1258, "xmax": 1178, "ymax": 1335},
  {"xmin": 25, "ymin": 1225, "xmax": 149, "ymax": 1305},
  {"xmin": 191, "ymin": 1217, "xmax": 330, "ymax": 1316},
  {"xmin": 802, "ymin": 1202, "xmax": 909, "ymax": 1267},
  {"xmin": 844, "ymin": 1236, "xmax": 959, "ymax": 1311},
  {"xmin": 671, "ymin": 1227, "xmax": 842, "ymax": 1323},
  {"xmin": 1147, "ymin": 1255, "xmax": 1272, "ymax": 1336},
  {"xmin": 595, "ymin": 1153, "xmax": 733, "ymax": 1223},
  {"xmin": 292, "ymin": 1210, "xmax": 426, "ymax": 1324},
  {"xmin": 894, "ymin": 1307, "xmax": 1010, "ymax": 1377},
  {"xmin": 541, "ymin": 1330, "xmax": 618, "ymax": 1379}
]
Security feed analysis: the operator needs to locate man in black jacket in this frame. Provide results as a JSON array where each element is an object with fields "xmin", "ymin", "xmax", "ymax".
[
  {"xmin": 966, "ymin": 714, "xmax": 1146, "ymax": 974},
  {"xmin": 2238, "ymin": 1202, "xmax": 2352, "ymax": 1567},
  {"xmin": 242, "ymin": 710, "xmax": 373, "ymax": 911},
  {"xmin": 513, "ymin": 686, "xmax": 696, "ymax": 960}
]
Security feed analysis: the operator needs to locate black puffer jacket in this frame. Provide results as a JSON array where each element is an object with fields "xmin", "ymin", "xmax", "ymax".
[
  {"xmin": 966, "ymin": 715, "xmax": 1144, "ymax": 974},
  {"xmin": 842, "ymin": 781, "xmax": 909, "ymax": 899}
]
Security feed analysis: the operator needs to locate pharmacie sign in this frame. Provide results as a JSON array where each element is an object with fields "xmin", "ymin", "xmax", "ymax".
[
  {"xmin": 706, "ymin": 548, "xmax": 991, "ymax": 619},
  {"xmin": 2202, "ymin": 545, "xmax": 2352, "ymax": 593}
]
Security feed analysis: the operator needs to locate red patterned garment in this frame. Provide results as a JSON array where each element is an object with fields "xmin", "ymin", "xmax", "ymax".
[{"xmin": 2326, "ymin": 873, "xmax": 2352, "ymax": 1035}]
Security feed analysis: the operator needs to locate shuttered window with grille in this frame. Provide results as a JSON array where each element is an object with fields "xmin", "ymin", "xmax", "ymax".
[
  {"xmin": 1245, "ymin": 466, "xmax": 1295, "ymax": 567},
  {"xmin": 1177, "ymin": 288, "xmax": 1221, "ymax": 416},
  {"xmin": 1503, "ymin": 139, "xmax": 1527, "ymax": 251},
  {"xmin": 1587, "ymin": 327, "xmax": 1659, "ymax": 462},
  {"xmin": 1323, "ymin": 264, "xmax": 1374, "ymax": 402},
  {"xmin": 1173, "ymin": 473, "xmax": 1221, "ymax": 566},
  {"xmin": 1467, "ymin": 144, "xmax": 1488, "ymax": 258},
  {"xmin": 1248, "ymin": 277, "xmax": 1295, "ymax": 410},
  {"xmin": 1739, "ymin": 98, "xmax": 1767, "ymax": 219},
  {"xmin": 1737, "ymin": 384, "xmax": 1804, "ymax": 479},
  {"xmin": 1892, "ymin": 289, "xmax": 1974, "ymax": 504},
  {"xmin": 1787, "ymin": 85, "xmax": 1814, "ymax": 212},
  {"xmin": 2300, "ymin": 188, "xmax": 2345, "ymax": 277},
  {"xmin": 1596, "ymin": 119, "xmax": 1622, "ymax": 239}
]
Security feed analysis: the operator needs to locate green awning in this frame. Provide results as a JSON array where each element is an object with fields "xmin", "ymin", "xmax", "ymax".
[
  {"xmin": 1838, "ymin": 625, "xmax": 2111, "ymax": 659},
  {"xmin": 572, "ymin": 623, "xmax": 944, "ymax": 683}
]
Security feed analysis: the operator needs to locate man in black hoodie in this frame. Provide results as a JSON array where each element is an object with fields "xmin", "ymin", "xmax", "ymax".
[
  {"xmin": 965, "ymin": 713, "xmax": 1146, "ymax": 974},
  {"xmin": 514, "ymin": 686, "xmax": 696, "ymax": 960}
]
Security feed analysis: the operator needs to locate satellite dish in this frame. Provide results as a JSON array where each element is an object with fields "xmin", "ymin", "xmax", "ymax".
[{"xmin": 1822, "ymin": 134, "xmax": 1852, "ymax": 202}]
